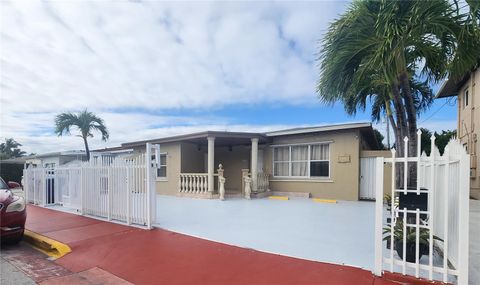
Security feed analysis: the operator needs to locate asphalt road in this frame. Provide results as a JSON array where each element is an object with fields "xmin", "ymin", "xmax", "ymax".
[
  {"xmin": 1, "ymin": 240, "xmax": 72, "ymax": 284},
  {"xmin": 1, "ymin": 242, "xmax": 36, "ymax": 285}
]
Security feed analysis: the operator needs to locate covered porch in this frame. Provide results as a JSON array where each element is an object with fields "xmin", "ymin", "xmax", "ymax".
[{"xmin": 176, "ymin": 131, "xmax": 271, "ymax": 199}]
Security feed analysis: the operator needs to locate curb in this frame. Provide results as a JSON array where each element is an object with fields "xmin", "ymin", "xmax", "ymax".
[
  {"xmin": 23, "ymin": 229, "xmax": 72, "ymax": 259},
  {"xmin": 382, "ymin": 271, "xmax": 452, "ymax": 285}
]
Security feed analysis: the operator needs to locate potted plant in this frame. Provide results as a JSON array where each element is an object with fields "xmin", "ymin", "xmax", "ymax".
[
  {"xmin": 384, "ymin": 193, "xmax": 394, "ymax": 211},
  {"xmin": 383, "ymin": 219, "xmax": 443, "ymax": 262}
]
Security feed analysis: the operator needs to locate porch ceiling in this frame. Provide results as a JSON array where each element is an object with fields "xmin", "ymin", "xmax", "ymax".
[
  {"xmin": 186, "ymin": 136, "xmax": 268, "ymax": 147},
  {"xmin": 122, "ymin": 131, "xmax": 270, "ymax": 148}
]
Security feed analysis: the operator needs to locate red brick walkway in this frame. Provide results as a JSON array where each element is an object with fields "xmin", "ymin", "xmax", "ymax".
[{"xmin": 26, "ymin": 205, "xmax": 397, "ymax": 285}]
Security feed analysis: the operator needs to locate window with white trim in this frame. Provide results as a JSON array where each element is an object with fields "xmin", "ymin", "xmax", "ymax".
[
  {"xmin": 152, "ymin": 154, "xmax": 167, "ymax": 179},
  {"xmin": 310, "ymin": 144, "xmax": 329, "ymax": 177},
  {"xmin": 273, "ymin": 143, "xmax": 330, "ymax": 178},
  {"xmin": 464, "ymin": 88, "xmax": 469, "ymax": 108}
]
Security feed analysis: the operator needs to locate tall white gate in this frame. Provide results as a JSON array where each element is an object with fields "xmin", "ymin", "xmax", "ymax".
[
  {"xmin": 374, "ymin": 131, "xmax": 470, "ymax": 284},
  {"xmin": 24, "ymin": 143, "xmax": 160, "ymax": 229},
  {"xmin": 360, "ymin": 157, "xmax": 377, "ymax": 200}
]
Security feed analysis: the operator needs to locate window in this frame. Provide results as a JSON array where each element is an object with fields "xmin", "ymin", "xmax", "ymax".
[
  {"xmin": 273, "ymin": 143, "xmax": 330, "ymax": 178},
  {"xmin": 464, "ymin": 89, "xmax": 469, "ymax": 108},
  {"xmin": 152, "ymin": 154, "xmax": 167, "ymax": 179},
  {"xmin": 310, "ymin": 144, "xmax": 329, "ymax": 177},
  {"xmin": 273, "ymin": 147, "xmax": 289, "ymax": 176}
]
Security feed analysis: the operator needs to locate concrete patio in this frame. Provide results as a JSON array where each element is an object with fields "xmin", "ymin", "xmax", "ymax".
[{"xmin": 154, "ymin": 195, "xmax": 376, "ymax": 270}]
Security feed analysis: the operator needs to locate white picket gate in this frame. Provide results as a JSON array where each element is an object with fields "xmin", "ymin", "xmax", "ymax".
[
  {"xmin": 23, "ymin": 143, "xmax": 160, "ymax": 229},
  {"xmin": 374, "ymin": 131, "xmax": 470, "ymax": 284}
]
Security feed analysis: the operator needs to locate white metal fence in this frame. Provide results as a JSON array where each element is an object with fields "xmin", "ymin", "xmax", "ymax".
[
  {"xmin": 23, "ymin": 143, "xmax": 160, "ymax": 229},
  {"xmin": 374, "ymin": 131, "xmax": 470, "ymax": 284}
]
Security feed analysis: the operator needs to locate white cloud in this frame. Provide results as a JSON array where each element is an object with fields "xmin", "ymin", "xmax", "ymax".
[
  {"xmin": 1, "ymin": 1, "xmax": 346, "ymax": 111},
  {"xmin": 0, "ymin": 109, "xmax": 335, "ymax": 154},
  {"xmin": 0, "ymin": 1, "xmax": 349, "ymax": 153}
]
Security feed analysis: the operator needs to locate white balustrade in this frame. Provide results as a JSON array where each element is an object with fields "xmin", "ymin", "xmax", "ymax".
[{"xmin": 179, "ymin": 173, "xmax": 209, "ymax": 193}]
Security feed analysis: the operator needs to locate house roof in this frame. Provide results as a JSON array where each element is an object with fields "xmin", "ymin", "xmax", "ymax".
[
  {"xmin": 435, "ymin": 73, "xmax": 471, "ymax": 99},
  {"xmin": 29, "ymin": 150, "xmax": 87, "ymax": 159},
  {"xmin": 115, "ymin": 122, "xmax": 376, "ymax": 149},
  {"xmin": 264, "ymin": 122, "xmax": 372, "ymax": 137},
  {"xmin": 0, "ymin": 156, "xmax": 29, "ymax": 164}
]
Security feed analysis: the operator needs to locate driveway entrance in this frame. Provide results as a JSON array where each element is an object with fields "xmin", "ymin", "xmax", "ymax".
[{"xmin": 155, "ymin": 195, "xmax": 375, "ymax": 270}]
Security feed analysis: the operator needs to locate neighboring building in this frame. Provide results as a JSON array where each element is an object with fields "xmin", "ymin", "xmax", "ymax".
[
  {"xmin": 96, "ymin": 122, "xmax": 383, "ymax": 201},
  {"xmin": 436, "ymin": 68, "xmax": 479, "ymax": 199},
  {"xmin": 25, "ymin": 150, "xmax": 87, "ymax": 168},
  {"xmin": 0, "ymin": 157, "xmax": 27, "ymax": 183}
]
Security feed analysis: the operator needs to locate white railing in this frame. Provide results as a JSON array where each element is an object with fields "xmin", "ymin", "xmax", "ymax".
[
  {"xmin": 257, "ymin": 173, "xmax": 270, "ymax": 192},
  {"xmin": 179, "ymin": 173, "xmax": 209, "ymax": 194},
  {"xmin": 374, "ymin": 131, "xmax": 470, "ymax": 285},
  {"xmin": 178, "ymin": 165, "xmax": 226, "ymax": 198},
  {"xmin": 23, "ymin": 143, "xmax": 159, "ymax": 229}
]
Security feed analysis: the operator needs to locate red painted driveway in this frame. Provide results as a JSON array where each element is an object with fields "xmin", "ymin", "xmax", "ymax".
[{"xmin": 26, "ymin": 205, "xmax": 397, "ymax": 285}]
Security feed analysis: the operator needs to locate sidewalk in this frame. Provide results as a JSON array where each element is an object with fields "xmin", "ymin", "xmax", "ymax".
[{"xmin": 25, "ymin": 205, "xmax": 398, "ymax": 285}]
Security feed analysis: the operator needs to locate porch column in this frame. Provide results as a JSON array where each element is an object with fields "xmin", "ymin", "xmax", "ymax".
[
  {"xmin": 251, "ymin": 138, "xmax": 259, "ymax": 192},
  {"xmin": 207, "ymin": 136, "xmax": 215, "ymax": 193}
]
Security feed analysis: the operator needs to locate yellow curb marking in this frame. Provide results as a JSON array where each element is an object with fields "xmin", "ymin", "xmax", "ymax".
[
  {"xmin": 268, "ymin": 196, "xmax": 289, "ymax": 201},
  {"xmin": 24, "ymin": 229, "xmax": 71, "ymax": 259},
  {"xmin": 312, "ymin": 198, "xmax": 337, "ymax": 204}
]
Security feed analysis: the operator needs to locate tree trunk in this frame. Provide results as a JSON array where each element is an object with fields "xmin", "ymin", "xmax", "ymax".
[
  {"xmin": 82, "ymin": 136, "xmax": 90, "ymax": 161},
  {"xmin": 391, "ymin": 82, "xmax": 413, "ymax": 189},
  {"xmin": 387, "ymin": 113, "xmax": 399, "ymax": 150},
  {"xmin": 399, "ymin": 72, "xmax": 418, "ymax": 157},
  {"xmin": 391, "ymin": 83, "xmax": 408, "ymax": 157},
  {"xmin": 399, "ymin": 72, "xmax": 418, "ymax": 187},
  {"xmin": 385, "ymin": 102, "xmax": 399, "ymax": 151}
]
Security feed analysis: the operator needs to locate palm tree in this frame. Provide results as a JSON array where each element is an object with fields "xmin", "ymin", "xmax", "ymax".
[
  {"xmin": 55, "ymin": 110, "xmax": 109, "ymax": 160},
  {"xmin": 0, "ymin": 138, "xmax": 26, "ymax": 159},
  {"xmin": 317, "ymin": 0, "xmax": 479, "ymax": 185}
]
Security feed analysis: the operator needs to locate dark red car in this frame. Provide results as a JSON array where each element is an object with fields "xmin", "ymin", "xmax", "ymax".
[{"xmin": 0, "ymin": 177, "xmax": 26, "ymax": 243}]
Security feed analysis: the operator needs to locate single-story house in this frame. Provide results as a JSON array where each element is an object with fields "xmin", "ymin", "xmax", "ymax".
[
  {"xmin": 96, "ymin": 122, "xmax": 386, "ymax": 201},
  {"xmin": 25, "ymin": 150, "xmax": 87, "ymax": 168},
  {"xmin": 0, "ymin": 157, "xmax": 27, "ymax": 183}
]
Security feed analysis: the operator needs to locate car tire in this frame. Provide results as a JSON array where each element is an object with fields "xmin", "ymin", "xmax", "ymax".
[{"xmin": 4, "ymin": 231, "xmax": 24, "ymax": 245}]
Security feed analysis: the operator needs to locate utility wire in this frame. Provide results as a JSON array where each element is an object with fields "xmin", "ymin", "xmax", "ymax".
[{"xmin": 419, "ymin": 97, "xmax": 455, "ymax": 124}]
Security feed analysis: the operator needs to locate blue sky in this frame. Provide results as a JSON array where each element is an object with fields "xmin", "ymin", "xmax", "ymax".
[{"xmin": 0, "ymin": 1, "xmax": 457, "ymax": 154}]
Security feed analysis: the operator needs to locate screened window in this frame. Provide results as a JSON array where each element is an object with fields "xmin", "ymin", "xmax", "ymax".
[{"xmin": 272, "ymin": 143, "xmax": 330, "ymax": 178}]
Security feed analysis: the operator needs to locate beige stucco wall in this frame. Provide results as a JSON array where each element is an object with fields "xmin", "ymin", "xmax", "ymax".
[
  {"xmin": 214, "ymin": 145, "xmax": 250, "ymax": 192},
  {"xmin": 457, "ymin": 69, "xmax": 480, "ymax": 199},
  {"xmin": 180, "ymin": 142, "xmax": 251, "ymax": 192},
  {"xmin": 155, "ymin": 142, "xmax": 252, "ymax": 195},
  {"xmin": 360, "ymin": 150, "xmax": 392, "ymax": 197},
  {"xmin": 180, "ymin": 142, "xmax": 205, "ymax": 173},
  {"xmin": 264, "ymin": 130, "xmax": 361, "ymax": 201},
  {"xmin": 153, "ymin": 142, "xmax": 181, "ymax": 196}
]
